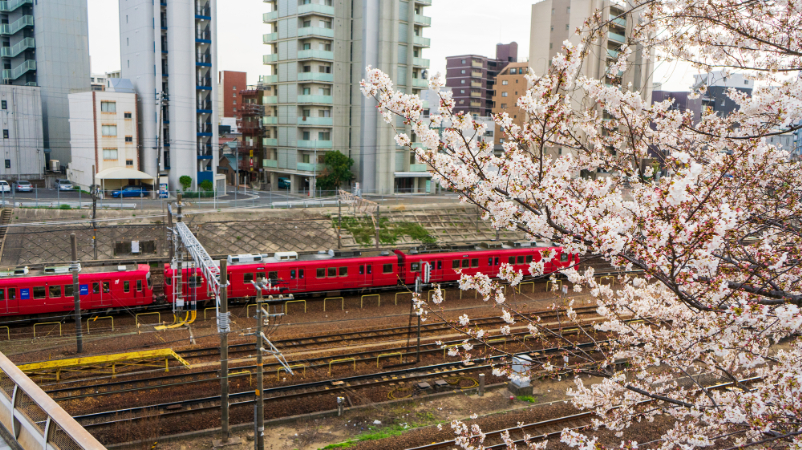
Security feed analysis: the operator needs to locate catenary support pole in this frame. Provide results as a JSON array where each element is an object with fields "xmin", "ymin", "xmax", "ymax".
[
  {"xmin": 92, "ymin": 165, "xmax": 98, "ymax": 260},
  {"xmin": 375, "ymin": 205, "xmax": 381, "ymax": 249},
  {"xmin": 219, "ymin": 260, "xmax": 230, "ymax": 443},
  {"xmin": 337, "ymin": 200, "xmax": 342, "ymax": 249},
  {"xmin": 70, "ymin": 233, "xmax": 83, "ymax": 354},
  {"xmin": 255, "ymin": 287, "xmax": 264, "ymax": 450}
]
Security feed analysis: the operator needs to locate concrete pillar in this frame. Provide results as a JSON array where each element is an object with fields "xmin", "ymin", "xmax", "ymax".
[
  {"xmin": 290, "ymin": 174, "xmax": 300, "ymax": 194},
  {"xmin": 309, "ymin": 175, "xmax": 316, "ymax": 198},
  {"xmin": 269, "ymin": 172, "xmax": 278, "ymax": 191}
]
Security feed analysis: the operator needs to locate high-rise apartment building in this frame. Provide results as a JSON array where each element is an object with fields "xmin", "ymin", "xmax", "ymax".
[
  {"xmin": 491, "ymin": 61, "xmax": 528, "ymax": 151},
  {"xmin": 446, "ymin": 43, "xmax": 518, "ymax": 117},
  {"xmin": 692, "ymin": 71, "xmax": 753, "ymax": 117},
  {"xmin": 1, "ymin": 0, "xmax": 91, "ymax": 170},
  {"xmin": 261, "ymin": 0, "xmax": 432, "ymax": 195},
  {"xmin": 218, "ymin": 70, "xmax": 247, "ymax": 119},
  {"xmin": 119, "ymin": 0, "xmax": 219, "ymax": 191},
  {"xmin": 0, "ymin": 85, "xmax": 44, "ymax": 179}
]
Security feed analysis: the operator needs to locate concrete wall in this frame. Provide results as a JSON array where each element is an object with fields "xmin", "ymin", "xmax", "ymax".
[{"xmin": 0, "ymin": 86, "xmax": 44, "ymax": 180}]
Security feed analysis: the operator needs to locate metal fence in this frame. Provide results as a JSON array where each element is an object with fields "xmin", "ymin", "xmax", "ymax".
[{"xmin": 0, "ymin": 350, "xmax": 106, "ymax": 449}]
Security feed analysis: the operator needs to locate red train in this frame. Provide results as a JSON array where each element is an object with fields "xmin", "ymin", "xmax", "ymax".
[{"xmin": 0, "ymin": 244, "xmax": 577, "ymax": 319}]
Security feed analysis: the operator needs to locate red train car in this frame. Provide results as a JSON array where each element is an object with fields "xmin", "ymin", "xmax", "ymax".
[{"xmin": 0, "ymin": 264, "xmax": 153, "ymax": 318}]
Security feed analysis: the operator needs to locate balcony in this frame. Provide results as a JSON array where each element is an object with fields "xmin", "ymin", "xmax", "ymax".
[
  {"xmin": 298, "ymin": 27, "xmax": 334, "ymax": 38},
  {"xmin": 413, "ymin": 36, "xmax": 430, "ymax": 47},
  {"xmin": 195, "ymin": 4, "xmax": 212, "ymax": 19},
  {"xmin": 196, "ymin": 77, "xmax": 213, "ymax": 89},
  {"xmin": 196, "ymin": 53, "xmax": 212, "ymax": 67},
  {"xmin": 606, "ymin": 49, "xmax": 620, "ymax": 59},
  {"xmin": 240, "ymin": 104, "xmax": 265, "ymax": 116},
  {"xmin": 298, "ymin": 117, "xmax": 333, "ymax": 126},
  {"xmin": 263, "ymin": 33, "xmax": 277, "ymax": 43},
  {"xmin": 471, "ymin": 70, "xmax": 482, "ymax": 77},
  {"xmin": 197, "ymin": 101, "xmax": 213, "ymax": 112},
  {"xmin": 262, "ymin": 11, "xmax": 278, "ymax": 22},
  {"xmin": 0, "ymin": 0, "xmax": 33, "ymax": 12},
  {"xmin": 0, "ymin": 37, "xmax": 33, "ymax": 58},
  {"xmin": 298, "ymin": 72, "xmax": 333, "ymax": 82},
  {"xmin": 298, "ymin": 95, "xmax": 333, "ymax": 104},
  {"xmin": 470, "ymin": 100, "xmax": 481, "ymax": 107},
  {"xmin": 196, "ymin": 30, "xmax": 211, "ymax": 42},
  {"xmin": 263, "ymin": 159, "xmax": 278, "ymax": 168},
  {"xmin": 197, "ymin": 123, "xmax": 213, "ymax": 136},
  {"xmin": 412, "ymin": 78, "xmax": 428, "ymax": 88},
  {"xmin": 470, "ymin": 91, "xmax": 481, "ymax": 98},
  {"xmin": 263, "ymin": 54, "xmax": 279, "ymax": 64},
  {"xmin": 608, "ymin": 31, "xmax": 626, "ymax": 43},
  {"xmin": 471, "ymin": 60, "xmax": 483, "ymax": 68},
  {"xmin": 414, "ymin": 14, "xmax": 431, "ymax": 26},
  {"xmin": 297, "ymin": 162, "xmax": 324, "ymax": 172},
  {"xmin": 263, "ymin": 116, "xmax": 278, "ymax": 125},
  {"xmin": 415, "ymin": 0, "xmax": 432, "ymax": 4},
  {"xmin": 298, "ymin": 3, "xmax": 334, "ymax": 16},
  {"xmin": 471, "ymin": 80, "xmax": 481, "ymax": 88},
  {"xmin": 0, "ymin": 15, "xmax": 33, "ymax": 36},
  {"xmin": 612, "ymin": 17, "xmax": 626, "ymax": 27},
  {"xmin": 297, "ymin": 140, "xmax": 332, "ymax": 149},
  {"xmin": 263, "ymin": 138, "xmax": 278, "ymax": 146},
  {"xmin": 298, "ymin": 49, "xmax": 333, "ymax": 60},
  {"xmin": 1, "ymin": 59, "xmax": 35, "ymax": 81},
  {"xmin": 264, "ymin": 95, "xmax": 278, "ymax": 104},
  {"xmin": 413, "ymin": 57, "xmax": 430, "ymax": 67},
  {"xmin": 259, "ymin": 74, "xmax": 278, "ymax": 84},
  {"xmin": 410, "ymin": 164, "xmax": 428, "ymax": 172}
]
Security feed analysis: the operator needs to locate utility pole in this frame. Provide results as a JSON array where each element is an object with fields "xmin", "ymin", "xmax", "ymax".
[
  {"xmin": 70, "ymin": 233, "xmax": 83, "ymax": 354},
  {"xmin": 91, "ymin": 165, "xmax": 97, "ymax": 260},
  {"xmin": 175, "ymin": 194, "xmax": 183, "ymax": 309},
  {"xmin": 254, "ymin": 285, "xmax": 265, "ymax": 450},
  {"xmin": 374, "ymin": 205, "xmax": 381, "ymax": 250},
  {"xmin": 337, "ymin": 200, "xmax": 342, "ymax": 249},
  {"xmin": 415, "ymin": 276, "xmax": 421, "ymax": 363},
  {"xmin": 219, "ymin": 259, "xmax": 230, "ymax": 443}
]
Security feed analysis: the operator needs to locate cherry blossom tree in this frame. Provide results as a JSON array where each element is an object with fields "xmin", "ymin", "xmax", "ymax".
[{"xmin": 361, "ymin": 0, "xmax": 802, "ymax": 448}]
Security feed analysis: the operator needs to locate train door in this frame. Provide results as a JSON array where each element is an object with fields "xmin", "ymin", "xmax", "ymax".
[
  {"xmin": 429, "ymin": 259, "xmax": 443, "ymax": 282},
  {"xmin": 91, "ymin": 280, "xmax": 112, "ymax": 308},
  {"xmin": 0, "ymin": 287, "xmax": 18, "ymax": 314},
  {"xmin": 358, "ymin": 263, "xmax": 373, "ymax": 287},
  {"xmin": 289, "ymin": 268, "xmax": 305, "ymax": 292}
]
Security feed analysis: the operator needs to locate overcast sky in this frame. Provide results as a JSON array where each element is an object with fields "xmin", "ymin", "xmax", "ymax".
[{"xmin": 87, "ymin": 0, "xmax": 696, "ymax": 90}]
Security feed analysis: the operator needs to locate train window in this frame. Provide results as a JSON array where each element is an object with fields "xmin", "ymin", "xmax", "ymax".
[
  {"xmin": 359, "ymin": 265, "xmax": 364, "ymax": 275},
  {"xmin": 268, "ymin": 271, "xmax": 278, "ymax": 282},
  {"xmin": 103, "ymin": 282, "xmax": 110, "ymax": 293},
  {"xmin": 8, "ymin": 288, "xmax": 15, "ymax": 300},
  {"xmin": 0, "ymin": 288, "xmax": 4, "ymax": 300},
  {"xmin": 437, "ymin": 261, "xmax": 442, "ymax": 270},
  {"xmin": 64, "ymin": 285, "xmax": 73, "ymax": 297},
  {"xmin": 33, "ymin": 286, "xmax": 45, "ymax": 299},
  {"xmin": 383, "ymin": 264, "xmax": 393, "ymax": 274},
  {"xmin": 92, "ymin": 282, "xmax": 100, "ymax": 294},
  {"xmin": 411, "ymin": 262, "xmax": 420, "ymax": 272},
  {"xmin": 367, "ymin": 265, "xmax": 372, "ymax": 274},
  {"xmin": 123, "ymin": 281, "xmax": 130, "ymax": 293},
  {"xmin": 508, "ymin": 256, "xmax": 515, "ymax": 264},
  {"xmin": 339, "ymin": 267, "xmax": 347, "ymax": 276},
  {"xmin": 462, "ymin": 259, "xmax": 469, "ymax": 268},
  {"xmin": 300, "ymin": 270, "xmax": 304, "ymax": 279},
  {"xmin": 494, "ymin": 257, "xmax": 499, "ymax": 265},
  {"xmin": 488, "ymin": 257, "xmax": 493, "ymax": 266},
  {"xmin": 317, "ymin": 268, "xmax": 325, "ymax": 278},
  {"xmin": 137, "ymin": 280, "xmax": 143, "ymax": 291},
  {"xmin": 147, "ymin": 274, "xmax": 152, "ymax": 289},
  {"xmin": 49, "ymin": 285, "xmax": 62, "ymax": 298},
  {"xmin": 291, "ymin": 270, "xmax": 296, "ymax": 280},
  {"xmin": 471, "ymin": 259, "xmax": 479, "ymax": 268},
  {"xmin": 517, "ymin": 256, "xmax": 524, "ymax": 264},
  {"xmin": 526, "ymin": 255, "xmax": 533, "ymax": 263},
  {"xmin": 452, "ymin": 260, "xmax": 460, "ymax": 269},
  {"xmin": 561, "ymin": 253, "xmax": 568, "ymax": 263},
  {"xmin": 328, "ymin": 267, "xmax": 337, "ymax": 277},
  {"xmin": 165, "ymin": 278, "xmax": 172, "ymax": 286},
  {"xmin": 244, "ymin": 273, "xmax": 254, "ymax": 283}
]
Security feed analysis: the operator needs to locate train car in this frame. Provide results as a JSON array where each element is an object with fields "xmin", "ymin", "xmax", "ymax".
[
  {"xmin": 0, "ymin": 264, "xmax": 153, "ymax": 318},
  {"xmin": 396, "ymin": 244, "xmax": 579, "ymax": 285}
]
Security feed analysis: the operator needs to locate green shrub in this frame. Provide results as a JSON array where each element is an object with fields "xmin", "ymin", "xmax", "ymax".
[
  {"xmin": 179, "ymin": 175, "xmax": 192, "ymax": 191},
  {"xmin": 59, "ymin": 204, "xmax": 71, "ymax": 210},
  {"xmin": 199, "ymin": 180, "xmax": 214, "ymax": 192}
]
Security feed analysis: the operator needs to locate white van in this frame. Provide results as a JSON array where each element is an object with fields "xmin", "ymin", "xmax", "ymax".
[{"xmin": 0, "ymin": 181, "xmax": 10, "ymax": 193}]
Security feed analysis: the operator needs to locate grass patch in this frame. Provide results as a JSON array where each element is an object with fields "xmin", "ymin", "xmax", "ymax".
[
  {"xmin": 516, "ymin": 395, "xmax": 537, "ymax": 403},
  {"xmin": 335, "ymin": 217, "xmax": 436, "ymax": 246},
  {"xmin": 59, "ymin": 204, "xmax": 71, "ymax": 210}
]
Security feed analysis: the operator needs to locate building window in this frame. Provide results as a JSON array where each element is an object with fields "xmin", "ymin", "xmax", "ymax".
[
  {"xmin": 302, "ymin": 131, "xmax": 310, "ymax": 140},
  {"xmin": 1, "ymin": 130, "xmax": 6, "ymax": 139},
  {"xmin": 233, "ymin": 107, "xmax": 237, "ymax": 112},
  {"xmin": 303, "ymin": 20, "xmax": 311, "ymax": 27},
  {"xmin": 318, "ymin": 131, "xmax": 330, "ymax": 140},
  {"xmin": 459, "ymin": 100, "xmax": 465, "ymax": 104},
  {"xmin": 1, "ymin": 101, "xmax": 6, "ymax": 109},
  {"xmin": 551, "ymin": 25, "xmax": 554, "ymax": 32},
  {"xmin": 461, "ymin": 70, "xmax": 466, "ymax": 74},
  {"xmin": 4, "ymin": 160, "xmax": 9, "ymax": 169},
  {"xmin": 126, "ymin": 159, "xmax": 134, "ymax": 166},
  {"xmin": 510, "ymin": 68, "xmax": 517, "ymax": 74},
  {"xmin": 322, "ymin": 20, "xmax": 332, "ymax": 29},
  {"xmin": 233, "ymin": 100, "xmax": 237, "ymax": 105},
  {"xmin": 461, "ymin": 80, "xmax": 465, "ymax": 84},
  {"xmin": 567, "ymin": 6, "xmax": 570, "ymax": 13},
  {"xmin": 461, "ymin": 59, "xmax": 466, "ymax": 63},
  {"xmin": 460, "ymin": 89, "xmax": 465, "ymax": 93},
  {"xmin": 566, "ymin": 24, "xmax": 569, "ymax": 30},
  {"xmin": 124, "ymin": 112, "xmax": 132, "ymax": 119},
  {"xmin": 502, "ymin": 80, "xmax": 508, "ymax": 85},
  {"xmin": 102, "ymin": 149, "xmax": 118, "ymax": 160},
  {"xmin": 502, "ymin": 92, "xmax": 508, "ymax": 97},
  {"xmin": 100, "ymin": 102, "xmax": 116, "ymax": 113},
  {"xmin": 125, "ymin": 136, "xmax": 133, "ymax": 143},
  {"xmin": 501, "ymin": 103, "xmax": 507, "ymax": 109},
  {"xmin": 550, "ymin": 43, "xmax": 553, "ymax": 49},
  {"xmin": 232, "ymin": 85, "xmax": 236, "ymax": 90},
  {"xmin": 102, "ymin": 125, "xmax": 117, "ymax": 136},
  {"xmin": 499, "ymin": 138, "xmax": 505, "ymax": 144}
]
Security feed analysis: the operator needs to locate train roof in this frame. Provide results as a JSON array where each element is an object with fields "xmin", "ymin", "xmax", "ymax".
[{"xmin": 0, "ymin": 264, "xmax": 147, "ymax": 278}]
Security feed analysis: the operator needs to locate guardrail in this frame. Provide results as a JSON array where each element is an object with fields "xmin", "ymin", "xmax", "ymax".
[{"xmin": 0, "ymin": 350, "xmax": 107, "ymax": 449}]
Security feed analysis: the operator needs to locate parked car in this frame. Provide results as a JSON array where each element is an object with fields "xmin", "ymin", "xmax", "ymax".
[
  {"xmin": 0, "ymin": 181, "xmax": 9, "ymax": 193},
  {"xmin": 55, "ymin": 179, "xmax": 73, "ymax": 191},
  {"xmin": 111, "ymin": 185, "xmax": 151, "ymax": 198},
  {"xmin": 278, "ymin": 177, "xmax": 291, "ymax": 190},
  {"xmin": 13, "ymin": 180, "xmax": 32, "ymax": 192}
]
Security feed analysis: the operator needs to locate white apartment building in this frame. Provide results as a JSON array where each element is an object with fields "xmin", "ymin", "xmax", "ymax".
[
  {"xmin": 67, "ymin": 79, "xmax": 152, "ymax": 192},
  {"xmin": 1, "ymin": 0, "xmax": 92, "ymax": 170},
  {"xmin": 0, "ymin": 85, "xmax": 44, "ymax": 180},
  {"xmin": 262, "ymin": 0, "xmax": 432, "ymax": 194},
  {"xmin": 119, "ymin": 0, "xmax": 219, "ymax": 191}
]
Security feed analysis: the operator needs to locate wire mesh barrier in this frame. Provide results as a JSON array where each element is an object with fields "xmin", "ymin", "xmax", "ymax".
[{"xmin": 0, "ymin": 350, "xmax": 106, "ymax": 449}]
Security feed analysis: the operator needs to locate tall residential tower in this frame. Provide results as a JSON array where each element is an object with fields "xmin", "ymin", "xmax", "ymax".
[
  {"xmin": 1, "ymin": 0, "xmax": 91, "ymax": 169},
  {"xmin": 262, "ymin": 0, "xmax": 432, "ymax": 194},
  {"xmin": 119, "ymin": 0, "xmax": 219, "ymax": 190},
  {"xmin": 446, "ymin": 42, "xmax": 517, "ymax": 117}
]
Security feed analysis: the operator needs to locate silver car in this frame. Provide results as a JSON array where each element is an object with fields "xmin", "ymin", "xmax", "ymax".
[{"xmin": 55, "ymin": 179, "xmax": 73, "ymax": 191}]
